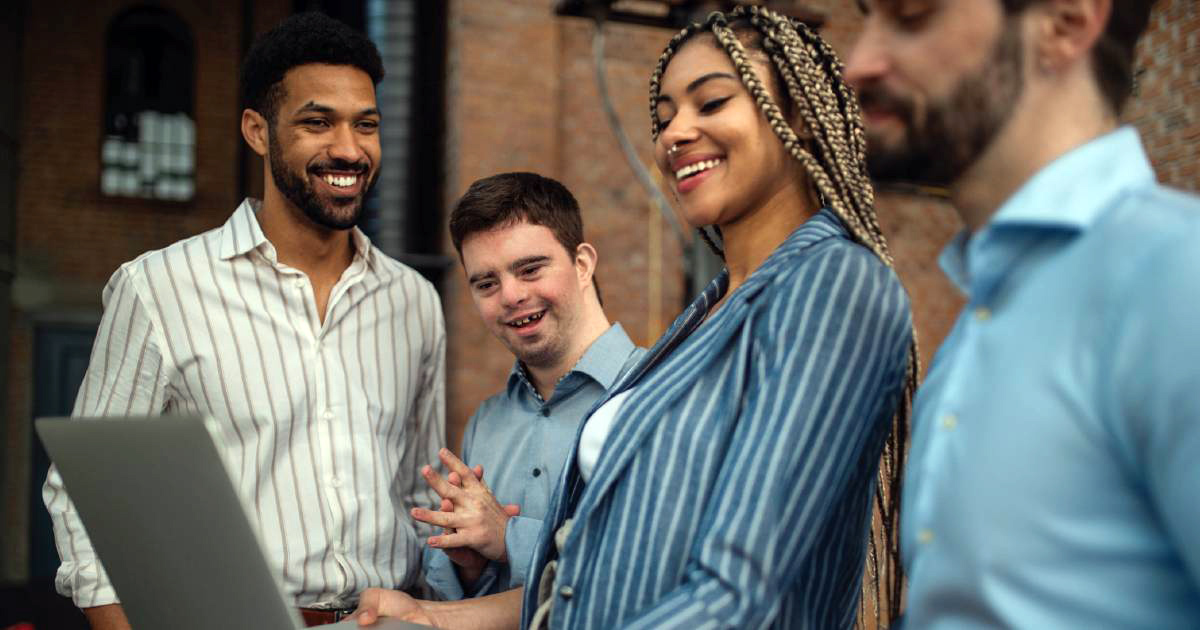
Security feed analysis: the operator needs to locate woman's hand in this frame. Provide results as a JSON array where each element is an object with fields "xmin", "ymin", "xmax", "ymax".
[{"xmin": 351, "ymin": 588, "xmax": 435, "ymax": 627}]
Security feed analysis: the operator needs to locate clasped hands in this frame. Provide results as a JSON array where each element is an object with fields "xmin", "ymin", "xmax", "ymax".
[
  {"xmin": 412, "ymin": 448, "xmax": 521, "ymax": 574},
  {"xmin": 350, "ymin": 449, "xmax": 521, "ymax": 627}
]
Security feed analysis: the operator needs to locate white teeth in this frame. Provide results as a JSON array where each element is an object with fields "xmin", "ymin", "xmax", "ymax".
[
  {"xmin": 508, "ymin": 312, "xmax": 545, "ymax": 327},
  {"xmin": 675, "ymin": 159, "xmax": 722, "ymax": 181},
  {"xmin": 322, "ymin": 174, "xmax": 358, "ymax": 188}
]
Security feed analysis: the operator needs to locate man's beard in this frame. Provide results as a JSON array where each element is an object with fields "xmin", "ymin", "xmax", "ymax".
[
  {"xmin": 268, "ymin": 130, "xmax": 375, "ymax": 230},
  {"xmin": 859, "ymin": 22, "xmax": 1024, "ymax": 187}
]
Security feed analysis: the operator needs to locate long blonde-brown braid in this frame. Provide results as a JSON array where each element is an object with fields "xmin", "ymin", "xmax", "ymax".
[{"xmin": 650, "ymin": 6, "xmax": 921, "ymax": 627}]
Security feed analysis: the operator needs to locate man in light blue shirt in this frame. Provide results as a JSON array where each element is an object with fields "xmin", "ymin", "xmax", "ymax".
[
  {"xmin": 848, "ymin": 0, "xmax": 1200, "ymax": 627},
  {"xmin": 418, "ymin": 172, "xmax": 642, "ymax": 600}
]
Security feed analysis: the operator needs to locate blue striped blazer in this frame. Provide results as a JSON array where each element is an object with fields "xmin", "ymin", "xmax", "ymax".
[{"xmin": 519, "ymin": 210, "xmax": 913, "ymax": 629}]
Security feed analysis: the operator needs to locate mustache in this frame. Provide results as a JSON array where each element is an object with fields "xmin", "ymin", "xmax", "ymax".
[
  {"xmin": 309, "ymin": 158, "xmax": 369, "ymax": 174},
  {"xmin": 856, "ymin": 85, "xmax": 915, "ymax": 121}
]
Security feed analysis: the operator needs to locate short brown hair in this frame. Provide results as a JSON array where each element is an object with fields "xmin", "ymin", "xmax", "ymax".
[
  {"xmin": 449, "ymin": 172, "xmax": 585, "ymax": 257},
  {"xmin": 450, "ymin": 172, "xmax": 601, "ymax": 303},
  {"xmin": 1003, "ymin": 0, "xmax": 1157, "ymax": 114}
]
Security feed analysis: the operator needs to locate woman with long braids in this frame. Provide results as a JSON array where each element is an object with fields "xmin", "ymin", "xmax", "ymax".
[{"xmin": 354, "ymin": 6, "xmax": 917, "ymax": 629}]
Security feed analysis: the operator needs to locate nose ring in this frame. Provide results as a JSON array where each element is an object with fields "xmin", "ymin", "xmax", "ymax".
[{"xmin": 668, "ymin": 143, "xmax": 681, "ymax": 158}]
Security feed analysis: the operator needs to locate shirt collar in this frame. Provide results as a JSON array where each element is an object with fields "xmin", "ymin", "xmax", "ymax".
[
  {"xmin": 939, "ymin": 126, "xmax": 1154, "ymax": 292},
  {"xmin": 506, "ymin": 322, "xmax": 637, "ymax": 397},
  {"xmin": 735, "ymin": 207, "xmax": 846, "ymax": 296},
  {"xmin": 218, "ymin": 199, "xmax": 269, "ymax": 260},
  {"xmin": 217, "ymin": 197, "xmax": 377, "ymax": 269},
  {"xmin": 989, "ymin": 126, "xmax": 1154, "ymax": 231}
]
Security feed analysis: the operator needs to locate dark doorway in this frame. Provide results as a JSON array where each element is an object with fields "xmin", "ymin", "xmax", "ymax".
[{"xmin": 2, "ymin": 324, "xmax": 96, "ymax": 629}]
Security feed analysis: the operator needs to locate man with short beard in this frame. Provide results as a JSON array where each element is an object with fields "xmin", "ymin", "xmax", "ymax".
[
  {"xmin": 416, "ymin": 172, "xmax": 642, "ymax": 601},
  {"xmin": 847, "ymin": 1, "xmax": 1200, "ymax": 627},
  {"xmin": 43, "ymin": 13, "xmax": 445, "ymax": 629}
]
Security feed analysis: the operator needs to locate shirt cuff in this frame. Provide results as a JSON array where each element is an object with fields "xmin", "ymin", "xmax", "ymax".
[
  {"xmin": 504, "ymin": 515, "xmax": 542, "ymax": 587},
  {"xmin": 58, "ymin": 560, "xmax": 120, "ymax": 608}
]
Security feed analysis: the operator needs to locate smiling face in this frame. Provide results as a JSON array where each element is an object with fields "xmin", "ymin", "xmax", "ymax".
[
  {"xmin": 846, "ymin": 0, "xmax": 1025, "ymax": 186},
  {"xmin": 652, "ymin": 37, "xmax": 807, "ymax": 230},
  {"xmin": 267, "ymin": 63, "xmax": 381, "ymax": 230},
  {"xmin": 461, "ymin": 221, "xmax": 596, "ymax": 371}
]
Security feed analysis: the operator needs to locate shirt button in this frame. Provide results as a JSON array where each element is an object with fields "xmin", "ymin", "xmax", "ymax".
[
  {"xmin": 974, "ymin": 306, "xmax": 991, "ymax": 321},
  {"xmin": 558, "ymin": 585, "xmax": 574, "ymax": 600},
  {"xmin": 532, "ymin": 468, "xmax": 541, "ymax": 477},
  {"xmin": 330, "ymin": 476, "xmax": 342, "ymax": 488},
  {"xmin": 323, "ymin": 409, "xmax": 334, "ymax": 421},
  {"xmin": 295, "ymin": 279, "xmax": 305, "ymax": 289},
  {"xmin": 941, "ymin": 414, "xmax": 958, "ymax": 430},
  {"xmin": 917, "ymin": 529, "xmax": 935, "ymax": 544},
  {"xmin": 540, "ymin": 407, "xmax": 550, "ymax": 417}
]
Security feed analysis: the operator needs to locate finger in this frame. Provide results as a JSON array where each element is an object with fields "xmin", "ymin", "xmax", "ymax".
[
  {"xmin": 438, "ymin": 448, "xmax": 481, "ymax": 487},
  {"xmin": 447, "ymin": 471, "xmax": 463, "ymax": 487},
  {"xmin": 503, "ymin": 504, "xmax": 521, "ymax": 517},
  {"xmin": 440, "ymin": 498, "xmax": 456, "ymax": 536},
  {"xmin": 352, "ymin": 589, "xmax": 380, "ymax": 625},
  {"xmin": 421, "ymin": 464, "xmax": 461, "ymax": 499},
  {"xmin": 472, "ymin": 464, "xmax": 485, "ymax": 480},
  {"xmin": 427, "ymin": 530, "xmax": 474, "ymax": 550},
  {"xmin": 411, "ymin": 507, "xmax": 465, "ymax": 529}
]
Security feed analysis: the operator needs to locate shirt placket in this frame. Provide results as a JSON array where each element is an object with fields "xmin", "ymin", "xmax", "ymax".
[
  {"xmin": 286, "ymin": 256, "xmax": 368, "ymax": 600},
  {"xmin": 911, "ymin": 233, "xmax": 1007, "ymax": 563}
]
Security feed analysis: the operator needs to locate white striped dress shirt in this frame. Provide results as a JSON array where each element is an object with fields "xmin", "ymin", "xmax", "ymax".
[{"xmin": 43, "ymin": 199, "xmax": 446, "ymax": 609}]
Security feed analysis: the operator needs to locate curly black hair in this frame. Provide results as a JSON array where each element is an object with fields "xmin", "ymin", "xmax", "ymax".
[{"xmin": 240, "ymin": 11, "xmax": 385, "ymax": 125}]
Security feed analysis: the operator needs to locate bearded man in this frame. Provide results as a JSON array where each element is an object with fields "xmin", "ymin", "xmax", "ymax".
[
  {"xmin": 847, "ymin": 1, "xmax": 1200, "ymax": 627},
  {"xmin": 43, "ymin": 13, "xmax": 445, "ymax": 629}
]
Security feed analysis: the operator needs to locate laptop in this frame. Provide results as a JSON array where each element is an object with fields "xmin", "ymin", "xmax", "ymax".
[{"xmin": 36, "ymin": 415, "xmax": 429, "ymax": 630}]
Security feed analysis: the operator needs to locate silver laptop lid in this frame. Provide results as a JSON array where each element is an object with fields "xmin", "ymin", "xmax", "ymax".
[{"xmin": 37, "ymin": 415, "xmax": 305, "ymax": 630}]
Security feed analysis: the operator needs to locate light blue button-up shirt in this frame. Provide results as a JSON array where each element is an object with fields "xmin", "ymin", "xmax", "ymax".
[
  {"xmin": 903, "ymin": 127, "xmax": 1200, "ymax": 628},
  {"xmin": 423, "ymin": 323, "xmax": 642, "ymax": 600}
]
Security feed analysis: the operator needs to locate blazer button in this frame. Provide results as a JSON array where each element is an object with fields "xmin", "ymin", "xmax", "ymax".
[{"xmin": 558, "ymin": 585, "xmax": 574, "ymax": 600}]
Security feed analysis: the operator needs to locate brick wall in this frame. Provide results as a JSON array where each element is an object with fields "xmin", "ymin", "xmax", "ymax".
[
  {"xmin": 1128, "ymin": 0, "xmax": 1200, "ymax": 191},
  {"xmin": 443, "ymin": 1, "xmax": 688, "ymax": 451},
  {"xmin": 441, "ymin": 0, "xmax": 1199, "ymax": 452}
]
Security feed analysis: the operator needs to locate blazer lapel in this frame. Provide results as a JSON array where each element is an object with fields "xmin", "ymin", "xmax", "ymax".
[{"xmin": 571, "ymin": 281, "xmax": 756, "ymax": 524}]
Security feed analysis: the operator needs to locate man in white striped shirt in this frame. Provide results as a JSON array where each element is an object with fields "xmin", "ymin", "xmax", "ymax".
[{"xmin": 42, "ymin": 13, "xmax": 445, "ymax": 629}]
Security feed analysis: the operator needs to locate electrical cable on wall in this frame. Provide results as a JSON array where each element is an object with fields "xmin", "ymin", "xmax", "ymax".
[{"xmin": 590, "ymin": 19, "xmax": 690, "ymax": 255}]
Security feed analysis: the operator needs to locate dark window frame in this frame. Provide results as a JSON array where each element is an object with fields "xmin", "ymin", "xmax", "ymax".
[{"xmin": 100, "ymin": 6, "xmax": 197, "ymax": 202}]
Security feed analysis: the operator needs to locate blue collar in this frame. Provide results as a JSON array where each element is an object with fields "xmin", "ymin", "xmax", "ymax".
[
  {"xmin": 507, "ymin": 323, "xmax": 636, "ymax": 400},
  {"xmin": 940, "ymin": 127, "xmax": 1154, "ymax": 293}
]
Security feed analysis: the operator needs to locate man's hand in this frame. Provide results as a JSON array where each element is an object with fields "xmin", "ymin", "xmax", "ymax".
[
  {"xmin": 352, "ymin": 588, "xmax": 434, "ymax": 627},
  {"xmin": 83, "ymin": 604, "xmax": 131, "ymax": 630},
  {"xmin": 439, "ymin": 466, "xmax": 519, "ymax": 587},
  {"xmin": 354, "ymin": 587, "xmax": 525, "ymax": 630},
  {"xmin": 412, "ymin": 449, "xmax": 520, "ymax": 562}
]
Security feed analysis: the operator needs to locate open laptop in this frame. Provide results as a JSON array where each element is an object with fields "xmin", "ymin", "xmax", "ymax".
[{"xmin": 36, "ymin": 415, "xmax": 429, "ymax": 630}]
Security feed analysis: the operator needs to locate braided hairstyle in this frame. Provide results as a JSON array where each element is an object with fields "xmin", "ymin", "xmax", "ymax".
[{"xmin": 649, "ymin": 6, "xmax": 920, "ymax": 627}]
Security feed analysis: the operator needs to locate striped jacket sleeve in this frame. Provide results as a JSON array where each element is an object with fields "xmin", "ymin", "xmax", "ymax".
[
  {"xmin": 624, "ymin": 244, "xmax": 912, "ymax": 629},
  {"xmin": 42, "ymin": 264, "xmax": 172, "ymax": 608}
]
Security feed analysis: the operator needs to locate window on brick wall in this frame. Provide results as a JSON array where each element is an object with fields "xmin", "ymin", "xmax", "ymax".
[{"xmin": 101, "ymin": 7, "xmax": 195, "ymax": 202}]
